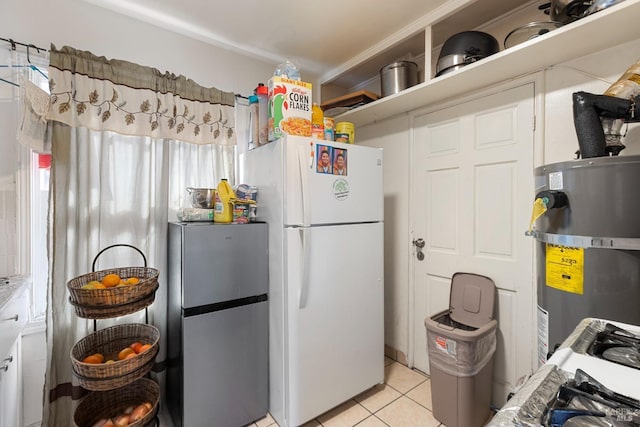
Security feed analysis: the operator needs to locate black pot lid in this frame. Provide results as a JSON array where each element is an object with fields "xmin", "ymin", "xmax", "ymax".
[{"xmin": 504, "ymin": 21, "xmax": 563, "ymax": 49}]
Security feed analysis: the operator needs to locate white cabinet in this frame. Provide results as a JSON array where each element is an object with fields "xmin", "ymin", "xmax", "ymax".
[
  {"xmin": 0, "ymin": 338, "xmax": 22, "ymax": 427},
  {"xmin": 0, "ymin": 285, "xmax": 28, "ymax": 360},
  {"xmin": 0, "ymin": 283, "xmax": 28, "ymax": 427}
]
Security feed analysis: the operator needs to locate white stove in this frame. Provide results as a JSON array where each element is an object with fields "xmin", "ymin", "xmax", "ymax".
[{"xmin": 488, "ymin": 318, "xmax": 640, "ymax": 426}]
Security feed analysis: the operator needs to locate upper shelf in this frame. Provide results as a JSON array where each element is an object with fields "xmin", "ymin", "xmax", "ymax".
[{"xmin": 336, "ymin": 0, "xmax": 640, "ymax": 128}]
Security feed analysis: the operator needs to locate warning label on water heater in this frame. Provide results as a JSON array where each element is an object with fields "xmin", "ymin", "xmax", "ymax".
[{"xmin": 545, "ymin": 244, "xmax": 584, "ymax": 295}]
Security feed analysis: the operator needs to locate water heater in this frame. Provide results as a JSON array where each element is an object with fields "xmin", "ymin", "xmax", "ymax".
[{"xmin": 533, "ymin": 155, "xmax": 640, "ymax": 364}]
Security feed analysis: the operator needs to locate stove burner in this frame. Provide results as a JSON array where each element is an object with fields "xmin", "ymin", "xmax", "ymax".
[
  {"xmin": 588, "ymin": 324, "xmax": 640, "ymax": 370},
  {"xmin": 542, "ymin": 369, "xmax": 640, "ymax": 426},
  {"xmin": 602, "ymin": 347, "xmax": 640, "ymax": 369}
]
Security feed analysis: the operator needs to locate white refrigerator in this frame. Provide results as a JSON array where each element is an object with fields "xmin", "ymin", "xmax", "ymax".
[{"xmin": 241, "ymin": 135, "xmax": 384, "ymax": 427}]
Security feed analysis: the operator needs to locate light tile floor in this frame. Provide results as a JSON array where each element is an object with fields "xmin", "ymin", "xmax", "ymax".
[{"xmin": 249, "ymin": 357, "xmax": 445, "ymax": 427}]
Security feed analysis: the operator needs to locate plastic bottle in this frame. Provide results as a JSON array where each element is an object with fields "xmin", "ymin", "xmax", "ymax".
[
  {"xmin": 274, "ymin": 59, "xmax": 301, "ymax": 81},
  {"xmin": 324, "ymin": 117, "xmax": 335, "ymax": 141},
  {"xmin": 214, "ymin": 179, "xmax": 237, "ymax": 223},
  {"xmin": 311, "ymin": 103, "xmax": 325, "ymax": 140},
  {"xmin": 248, "ymin": 95, "xmax": 259, "ymax": 148},
  {"xmin": 604, "ymin": 59, "xmax": 640, "ymax": 99},
  {"xmin": 602, "ymin": 60, "xmax": 640, "ymax": 148},
  {"xmin": 256, "ymin": 84, "xmax": 269, "ymax": 145}
]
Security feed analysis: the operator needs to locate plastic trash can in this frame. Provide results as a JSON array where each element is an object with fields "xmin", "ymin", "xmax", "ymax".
[{"xmin": 424, "ymin": 272, "xmax": 498, "ymax": 427}]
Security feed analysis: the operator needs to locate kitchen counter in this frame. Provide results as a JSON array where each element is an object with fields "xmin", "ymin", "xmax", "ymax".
[
  {"xmin": 0, "ymin": 276, "xmax": 29, "ymax": 362},
  {"xmin": 0, "ymin": 276, "xmax": 29, "ymax": 310}
]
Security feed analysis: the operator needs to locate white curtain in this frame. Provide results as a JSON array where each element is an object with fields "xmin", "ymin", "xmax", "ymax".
[{"xmin": 43, "ymin": 46, "xmax": 236, "ymax": 426}]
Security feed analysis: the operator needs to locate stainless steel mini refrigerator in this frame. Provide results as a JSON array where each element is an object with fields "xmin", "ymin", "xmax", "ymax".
[{"xmin": 167, "ymin": 222, "xmax": 269, "ymax": 427}]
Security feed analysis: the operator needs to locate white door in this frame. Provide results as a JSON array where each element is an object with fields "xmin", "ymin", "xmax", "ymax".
[{"xmin": 411, "ymin": 83, "xmax": 535, "ymax": 406}]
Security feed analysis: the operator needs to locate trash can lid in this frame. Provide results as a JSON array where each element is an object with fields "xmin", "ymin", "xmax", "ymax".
[{"xmin": 449, "ymin": 272, "xmax": 496, "ymax": 328}]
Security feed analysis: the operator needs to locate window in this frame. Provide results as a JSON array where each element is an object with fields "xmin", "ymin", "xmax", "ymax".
[
  {"xmin": 29, "ymin": 151, "xmax": 49, "ymax": 320},
  {"xmin": 3, "ymin": 56, "xmax": 50, "ymax": 323}
]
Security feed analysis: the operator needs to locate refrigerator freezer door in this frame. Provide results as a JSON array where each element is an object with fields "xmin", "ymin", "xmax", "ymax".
[
  {"xmin": 283, "ymin": 136, "xmax": 383, "ymax": 226},
  {"xmin": 283, "ymin": 222, "xmax": 384, "ymax": 426},
  {"xmin": 169, "ymin": 222, "xmax": 268, "ymax": 308},
  {"xmin": 182, "ymin": 301, "xmax": 268, "ymax": 427}
]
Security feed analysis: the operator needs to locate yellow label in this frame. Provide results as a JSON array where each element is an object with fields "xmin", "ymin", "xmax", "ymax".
[
  {"xmin": 528, "ymin": 198, "xmax": 547, "ymax": 232},
  {"xmin": 545, "ymin": 244, "xmax": 584, "ymax": 295}
]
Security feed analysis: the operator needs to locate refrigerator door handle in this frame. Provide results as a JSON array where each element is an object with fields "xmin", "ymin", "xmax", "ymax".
[
  {"xmin": 297, "ymin": 144, "xmax": 312, "ymax": 227},
  {"xmin": 298, "ymin": 227, "xmax": 311, "ymax": 309}
]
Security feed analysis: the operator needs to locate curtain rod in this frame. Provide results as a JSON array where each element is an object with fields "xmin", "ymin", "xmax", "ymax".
[{"xmin": 1, "ymin": 37, "xmax": 49, "ymax": 54}]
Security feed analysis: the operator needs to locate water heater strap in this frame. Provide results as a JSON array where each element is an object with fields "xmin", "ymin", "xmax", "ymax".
[{"xmin": 533, "ymin": 231, "xmax": 640, "ymax": 250}]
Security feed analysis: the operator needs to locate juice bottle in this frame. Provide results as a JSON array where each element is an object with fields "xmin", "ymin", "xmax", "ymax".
[
  {"xmin": 248, "ymin": 95, "xmax": 259, "ymax": 148},
  {"xmin": 214, "ymin": 179, "xmax": 236, "ymax": 223},
  {"xmin": 256, "ymin": 84, "xmax": 269, "ymax": 145},
  {"xmin": 311, "ymin": 103, "xmax": 325, "ymax": 140}
]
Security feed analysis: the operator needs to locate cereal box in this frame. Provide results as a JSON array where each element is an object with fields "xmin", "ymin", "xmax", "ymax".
[{"xmin": 268, "ymin": 76, "xmax": 312, "ymax": 141}]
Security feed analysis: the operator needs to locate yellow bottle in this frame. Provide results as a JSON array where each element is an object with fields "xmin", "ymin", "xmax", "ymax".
[
  {"xmin": 311, "ymin": 103, "xmax": 325, "ymax": 140},
  {"xmin": 214, "ymin": 179, "xmax": 236, "ymax": 223}
]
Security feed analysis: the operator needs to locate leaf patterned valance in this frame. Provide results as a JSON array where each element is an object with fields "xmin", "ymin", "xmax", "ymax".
[{"xmin": 47, "ymin": 45, "xmax": 236, "ymax": 145}]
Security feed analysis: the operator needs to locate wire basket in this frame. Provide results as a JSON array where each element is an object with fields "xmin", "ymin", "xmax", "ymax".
[
  {"xmin": 70, "ymin": 323, "xmax": 159, "ymax": 391},
  {"xmin": 67, "ymin": 244, "xmax": 159, "ymax": 319},
  {"xmin": 73, "ymin": 378, "xmax": 160, "ymax": 427}
]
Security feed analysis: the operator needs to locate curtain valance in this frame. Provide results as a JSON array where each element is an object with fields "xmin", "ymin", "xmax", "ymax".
[{"xmin": 47, "ymin": 45, "xmax": 236, "ymax": 145}]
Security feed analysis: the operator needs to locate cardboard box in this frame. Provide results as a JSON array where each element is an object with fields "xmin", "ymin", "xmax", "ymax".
[{"xmin": 268, "ymin": 77, "xmax": 312, "ymax": 141}]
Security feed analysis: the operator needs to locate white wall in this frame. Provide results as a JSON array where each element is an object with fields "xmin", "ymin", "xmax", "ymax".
[
  {"xmin": 1, "ymin": 0, "xmax": 279, "ymax": 97},
  {"xmin": 543, "ymin": 38, "xmax": 640, "ymax": 165},
  {"xmin": 358, "ymin": 115, "xmax": 410, "ymax": 354}
]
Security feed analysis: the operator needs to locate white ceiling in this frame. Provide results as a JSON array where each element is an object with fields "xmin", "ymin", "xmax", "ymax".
[
  {"xmin": 82, "ymin": 0, "xmax": 536, "ymax": 87},
  {"xmin": 81, "ymin": 0, "xmax": 451, "ymax": 78}
]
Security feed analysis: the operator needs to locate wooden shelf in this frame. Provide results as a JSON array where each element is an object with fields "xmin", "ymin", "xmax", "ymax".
[{"xmin": 335, "ymin": 0, "xmax": 640, "ymax": 128}]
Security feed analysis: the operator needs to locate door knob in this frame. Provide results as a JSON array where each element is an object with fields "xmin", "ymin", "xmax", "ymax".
[
  {"xmin": 0, "ymin": 355, "xmax": 13, "ymax": 372},
  {"xmin": 412, "ymin": 238, "xmax": 425, "ymax": 261}
]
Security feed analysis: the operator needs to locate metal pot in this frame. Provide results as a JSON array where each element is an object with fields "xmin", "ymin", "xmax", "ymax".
[
  {"xmin": 584, "ymin": 0, "xmax": 626, "ymax": 16},
  {"xmin": 435, "ymin": 31, "xmax": 499, "ymax": 77},
  {"xmin": 545, "ymin": 0, "xmax": 592, "ymax": 23},
  {"xmin": 186, "ymin": 187, "xmax": 216, "ymax": 209},
  {"xmin": 379, "ymin": 61, "xmax": 418, "ymax": 97}
]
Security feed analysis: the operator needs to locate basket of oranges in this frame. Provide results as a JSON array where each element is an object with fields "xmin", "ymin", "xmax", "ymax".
[
  {"xmin": 71, "ymin": 323, "xmax": 160, "ymax": 391},
  {"xmin": 73, "ymin": 377, "xmax": 159, "ymax": 427},
  {"xmin": 67, "ymin": 244, "xmax": 159, "ymax": 319}
]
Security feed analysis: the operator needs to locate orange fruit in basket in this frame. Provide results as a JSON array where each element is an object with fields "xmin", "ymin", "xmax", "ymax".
[
  {"xmin": 82, "ymin": 280, "xmax": 102, "ymax": 290},
  {"xmin": 83, "ymin": 354, "xmax": 103, "ymax": 364},
  {"xmin": 139, "ymin": 344, "xmax": 152, "ymax": 353},
  {"xmin": 118, "ymin": 347, "xmax": 135, "ymax": 360},
  {"xmin": 102, "ymin": 273, "xmax": 121, "ymax": 288},
  {"xmin": 130, "ymin": 342, "xmax": 143, "ymax": 354},
  {"xmin": 124, "ymin": 352, "xmax": 137, "ymax": 360},
  {"xmin": 126, "ymin": 277, "xmax": 140, "ymax": 285}
]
